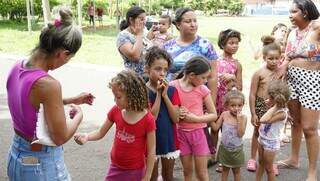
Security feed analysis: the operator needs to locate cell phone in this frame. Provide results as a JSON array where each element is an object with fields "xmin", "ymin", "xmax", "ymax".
[{"xmin": 22, "ymin": 156, "xmax": 40, "ymax": 165}]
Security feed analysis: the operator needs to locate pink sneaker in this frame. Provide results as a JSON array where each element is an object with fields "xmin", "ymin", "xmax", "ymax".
[
  {"xmin": 247, "ymin": 159, "xmax": 256, "ymax": 172},
  {"xmin": 273, "ymin": 163, "xmax": 279, "ymax": 176}
]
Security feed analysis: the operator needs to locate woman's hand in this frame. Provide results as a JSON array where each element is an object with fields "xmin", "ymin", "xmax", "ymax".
[
  {"xmin": 132, "ymin": 21, "xmax": 145, "ymax": 35},
  {"xmin": 72, "ymin": 92, "xmax": 95, "ymax": 105},
  {"xmin": 74, "ymin": 133, "xmax": 89, "ymax": 145}
]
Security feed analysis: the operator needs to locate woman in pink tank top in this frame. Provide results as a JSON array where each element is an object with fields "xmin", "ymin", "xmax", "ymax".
[{"xmin": 6, "ymin": 7, "xmax": 94, "ymax": 181}]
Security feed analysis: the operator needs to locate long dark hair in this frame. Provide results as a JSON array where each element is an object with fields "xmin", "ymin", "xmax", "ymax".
[
  {"xmin": 176, "ymin": 56, "xmax": 211, "ymax": 79},
  {"xmin": 293, "ymin": 0, "xmax": 319, "ymax": 21},
  {"xmin": 119, "ymin": 6, "xmax": 145, "ymax": 31},
  {"xmin": 217, "ymin": 29, "xmax": 241, "ymax": 49}
]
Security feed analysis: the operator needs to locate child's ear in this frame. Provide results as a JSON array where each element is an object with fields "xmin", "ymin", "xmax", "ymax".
[{"xmin": 189, "ymin": 72, "xmax": 196, "ymax": 78}]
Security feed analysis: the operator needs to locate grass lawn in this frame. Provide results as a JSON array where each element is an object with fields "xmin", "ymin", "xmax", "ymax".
[{"xmin": 0, "ymin": 16, "xmax": 290, "ymax": 81}]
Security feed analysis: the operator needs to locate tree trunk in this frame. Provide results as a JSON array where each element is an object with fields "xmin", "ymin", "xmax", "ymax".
[
  {"xmin": 109, "ymin": 0, "xmax": 113, "ymax": 19},
  {"xmin": 26, "ymin": 0, "xmax": 32, "ymax": 32},
  {"xmin": 42, "ymin": 0, "xmax": 51, "ymax": 26}
]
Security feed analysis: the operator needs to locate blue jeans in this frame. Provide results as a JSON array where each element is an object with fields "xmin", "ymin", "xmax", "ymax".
[{"xmin": 7, "ymin": 135, "xmax": 71, "ymax": 181}]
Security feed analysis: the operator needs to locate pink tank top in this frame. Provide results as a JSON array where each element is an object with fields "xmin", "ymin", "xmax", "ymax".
[{"xmin": 6, "ymin": 60, "xmax": 48, "ymax": 137}]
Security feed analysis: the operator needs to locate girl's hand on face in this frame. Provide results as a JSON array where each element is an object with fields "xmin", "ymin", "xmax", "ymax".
[
  {"xmin": 73, "ymin": 92, "xmax": 95, "ymax": 105},
  {"xmin": 236, "ymin": 111, "xmax": 245, "ymax": 122},
  {"xmin": 156, "ymin": 79, "xmax": 163, "ymax": 93},
  {"xmin": 160, "ymin": 79, "xmax": 169, "ymax": 97},
  {"xmin": 74, "ymin": 133, "xmax": 88, "ymax": 145}
]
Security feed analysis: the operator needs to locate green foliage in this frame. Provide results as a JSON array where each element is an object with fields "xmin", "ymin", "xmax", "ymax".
[
  {"xmin": 159, "ymin": 0, "xmax": 183, "ymax": 9},
  {"xmin": 227, "ymin": 0, "xmax": 245, "ymax": 15},
  {"xmin": 188, "ymin": 0, "xmax": 244, "ymax": 15},
  {"xmin": 0, "ymin": 0, "xmax": 59, "ymax": 21}
]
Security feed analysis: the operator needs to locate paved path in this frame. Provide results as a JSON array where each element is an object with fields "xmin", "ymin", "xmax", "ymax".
[{"xmin": 0, "ymin": 54, "xmax": 319, "ymax": 180}]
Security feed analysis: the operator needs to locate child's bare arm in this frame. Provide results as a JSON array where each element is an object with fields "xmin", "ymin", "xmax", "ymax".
[
  {"xmin": 162, "ymin": 81, "xmax": 179, "ymax": 123},
  {"xmin": 259, "ymin": 106, "xmax": 278, "ymax": 123},
  {"xmin": 208, "ymin": 61, "xmax": 218, "ymax": 104},
  {"xmin": 162, "ymin": 95, "xmax": 179, "ymax": 123},
  {"xmin": 74, "ymin": 119, "xmax": 113, "ymax": 145},
  {"xmin": 249, "ymin": 71, "xmax": 260, "ymax": 127},
  {"xmin": 237, "ymin": 114, "xmax": 247, "ymax": 137},
  {"xmin": 211, "ymin": 112, "xmax": 224, "ymax": 131},
  {"xmin": 260, "ymin": 107, "xmax": 286, "ymax": 124},
  {"xmin": 142, "ymin": 131, "xmax": 156, "ymax": 181},
  {"xmin": 150, "ymin": 92, "xmax": 161, "ymax": 119},
  {"xmin": 235, "ymin": 62, "xmax": 243, "ymax": 91}
]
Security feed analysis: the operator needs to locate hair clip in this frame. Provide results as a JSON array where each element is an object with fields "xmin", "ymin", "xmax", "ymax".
[{"xmin": 54, "ymin": 19, "xmax": 62, "ymax": 28}]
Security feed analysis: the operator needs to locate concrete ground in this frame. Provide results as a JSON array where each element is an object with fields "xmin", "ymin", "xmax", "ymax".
[{"xmin": 0, "ymin": 54, "xmax": 319, "ymax": 180}]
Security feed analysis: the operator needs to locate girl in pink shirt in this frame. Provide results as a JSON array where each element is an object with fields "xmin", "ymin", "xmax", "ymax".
[
  {"xmin": 74, "ymin": 70, "xmax": 156, "ymax": 181},
  {"xmin": 171, "ymin": 56, "xmax": 217, "ymax": 181}
]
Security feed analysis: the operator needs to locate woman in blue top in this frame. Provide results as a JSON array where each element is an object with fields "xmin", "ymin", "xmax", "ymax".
[
  {"xmin": 163, "ymin": 7, "xmax": 218, "ymax": 83},
  {"xmin": 116, "ymin": 6, "xmax": 152, "ymax": 76}
]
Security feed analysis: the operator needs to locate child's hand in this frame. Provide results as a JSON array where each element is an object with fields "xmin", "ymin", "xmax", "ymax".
[
  {"xmin": 264, "ymin": 99, "xmax": 273, "ymax": 109},
  {"xmin": 68, "ymin": 104, "xmax": 82, "ymax": 119},
  {"xmin": 73, "ymin": 92, "xmax": 95, "ymax": 105},
  {"xmin": 184, "ymin": 112, "xmax": 198, "ymax": 122},
  {"xmin": 74, "ymin": 133, "xmax": 89, "ymax": 145},
  {"xmin": 179, "ymin": 106, "xmax": 189, "ymax": 120},
  {"xmin": 220, "ymin": 73, "xmax": 236, "ymax": 82},
  {"xmin": 156, "ymin": 79, "xmax": 163, "ymax": 93},
  {"xmin": 251, "ymin": 114, "xmax": 259, "ymax": 127},
  {"xmin": 160, "ymin": 78, "xmax": 169, "ymax": 97},
  {"xmin": 236, "ymin": 111, "xmax": 245, "ymax": 122}
]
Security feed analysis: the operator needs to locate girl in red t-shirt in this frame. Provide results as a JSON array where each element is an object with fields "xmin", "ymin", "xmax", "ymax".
[{"xmin": 74, "ymin": 70, "xmax": 156, "ymax": 181}]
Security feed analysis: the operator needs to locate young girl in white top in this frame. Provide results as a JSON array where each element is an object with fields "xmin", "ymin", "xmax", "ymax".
[
  {"xmin": 211, "ymin": 89, "xmax": 247, "ymax": 181},
  {"xmin": 256, "ymin": 80, "xmax": 290, "ymax": 181}
]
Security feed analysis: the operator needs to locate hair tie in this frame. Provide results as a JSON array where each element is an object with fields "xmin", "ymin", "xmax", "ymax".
[{"xmin": 54, "ymin": 19, "xmax": 62, "ymax": 28}]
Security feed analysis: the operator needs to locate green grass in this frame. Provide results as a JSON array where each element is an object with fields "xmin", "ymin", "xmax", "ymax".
[{"xmin": 0, "ymin": 16, "xmax": 290, "ymax": 78}]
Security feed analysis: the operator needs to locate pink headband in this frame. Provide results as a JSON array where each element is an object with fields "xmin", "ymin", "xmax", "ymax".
[{"xmin": 54, "ymin": 19, "xmax": 62, "ymax": 28}]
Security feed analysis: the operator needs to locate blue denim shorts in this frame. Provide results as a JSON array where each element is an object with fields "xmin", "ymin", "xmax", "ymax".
[{"xmin": 7, "ymin": 134, "xmax": 71, "ymax": 181}]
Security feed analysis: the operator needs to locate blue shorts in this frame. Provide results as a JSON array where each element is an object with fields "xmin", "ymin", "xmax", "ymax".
[{"xmin": 7, "ymin": 135, "xmax": 71, "ymax": 181}]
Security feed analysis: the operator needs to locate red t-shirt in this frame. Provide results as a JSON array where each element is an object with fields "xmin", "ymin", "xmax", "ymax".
[{"xmin": 108, "ymin": 106, "xmax": 156, "ymax": 169}]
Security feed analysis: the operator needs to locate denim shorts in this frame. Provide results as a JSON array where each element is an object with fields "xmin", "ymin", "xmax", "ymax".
[{"xmin": 7, "ymin": 135, "xmax": 71, "ymax": 181}]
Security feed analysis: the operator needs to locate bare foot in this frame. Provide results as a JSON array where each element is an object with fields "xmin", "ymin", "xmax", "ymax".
[{"xmin": 277, "ymin": 159, "xmax": 299, "ymax": 169}]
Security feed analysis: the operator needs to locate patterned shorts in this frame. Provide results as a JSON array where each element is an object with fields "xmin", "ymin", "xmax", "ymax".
[
  {"xmin": 258, "ymin": 136, "xmax": 280, "ymax": 152},
  {"xmin": 287, "ymin": 66, "xmax": 320, "ymax": 110}
]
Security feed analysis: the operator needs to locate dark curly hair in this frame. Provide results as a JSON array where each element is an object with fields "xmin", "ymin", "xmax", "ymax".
[
  {"xmin": 144, "ymin": 46, "xmax": 172, "ymax": 68},
  {"xmin": 217, "ymin": 29, "xmax": 241, "ymax": 49},
  {"xmin": 109, "ymin": 70, "xmax": 148, "ymax": 111}
]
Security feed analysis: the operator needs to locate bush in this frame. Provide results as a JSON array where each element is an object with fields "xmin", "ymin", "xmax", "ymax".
[{"xmin": 0, "ymin": 0, "xmax": 59, "ymax": 21}]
